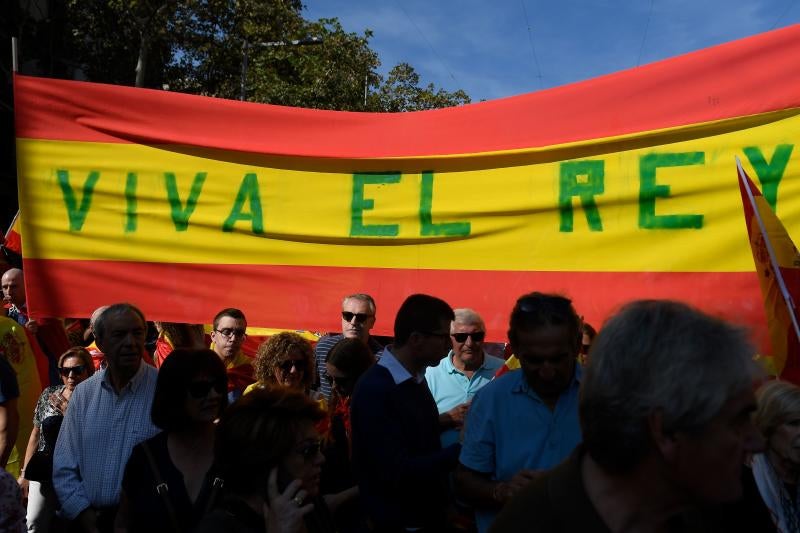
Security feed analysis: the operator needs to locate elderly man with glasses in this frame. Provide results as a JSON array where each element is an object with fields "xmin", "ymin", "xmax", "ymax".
[
  {"xmin": 314, "ymin": 293, "xmax": 383, "ymax": 401},
  {"xmin": 209, "ymin": 308, "xmax": 254, "ymax": 401},
  {"xmin": 425, "ymin": 308, "xmax": 504, "ymax": 448}
]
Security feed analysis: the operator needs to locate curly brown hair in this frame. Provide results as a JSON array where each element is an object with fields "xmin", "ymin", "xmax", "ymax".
[{"xmin": 253, "ymin": 332, "xmax": 315, "ymax": 390}]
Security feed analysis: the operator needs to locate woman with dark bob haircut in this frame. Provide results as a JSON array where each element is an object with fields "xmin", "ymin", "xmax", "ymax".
[
  {"xmin": 321, "ymin": 338, "xmax": 376, "ymax": 531},
  {"xmin": 197, "ymin": 387, "xmax": 336, "ymax": 533},
  {"xmin": 115, "ymin": 349, "xmax": 228, "ymax": 532}
]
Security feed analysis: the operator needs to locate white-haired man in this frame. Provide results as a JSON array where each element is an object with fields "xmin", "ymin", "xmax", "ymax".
[{"xmin": 425, "ymin": 308, "xmax": 504, "ymax": 447}]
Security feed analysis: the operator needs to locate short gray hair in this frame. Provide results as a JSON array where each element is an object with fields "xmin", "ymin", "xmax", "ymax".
[
  {"xmin": 93, "ymin": 303, "xmax": 146, "ymax": 343},
  {"xmin": 342, "ymin": 293, "xmax": 376, "ymax": 315},
  {"xmin": 580, "ymin": 300, "xmax": 759, "ymax": 473},
  {"xmin": 452, "ymin": 308, "xmax": 485, "ymax": 331}
]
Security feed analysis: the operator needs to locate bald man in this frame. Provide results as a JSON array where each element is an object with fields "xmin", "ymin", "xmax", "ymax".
[
  {"xmin": 2, "ymin": 268, "xmax": 32, "ymax": 332},
  {"xmin": 2, "ymin": 268, "xmax": 71, "ymax": 385}
]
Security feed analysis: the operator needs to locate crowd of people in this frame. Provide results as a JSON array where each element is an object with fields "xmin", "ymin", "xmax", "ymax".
[{"xmin": 1, "ymin": 264, "xmax": 800, "ymax": 533}]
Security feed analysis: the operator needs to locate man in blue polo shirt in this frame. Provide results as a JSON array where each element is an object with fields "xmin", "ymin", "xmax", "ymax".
[
  {"xmin": 426, "ymin": 308, "xmax": 504, "ymax": 447},
  {"xmin": 454, "ymin": 292, "xmax": 583, "ymax": 533}
]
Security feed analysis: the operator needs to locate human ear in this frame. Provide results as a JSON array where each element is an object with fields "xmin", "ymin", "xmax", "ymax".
[{"xmin": 648, "ymin": 409, "xmax": 679, "ymax": 461}]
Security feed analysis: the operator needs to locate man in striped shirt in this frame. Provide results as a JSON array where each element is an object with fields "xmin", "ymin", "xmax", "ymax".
[{"xmin": 315, "ymin": 293, "xmax": 383, "ymax": 400}]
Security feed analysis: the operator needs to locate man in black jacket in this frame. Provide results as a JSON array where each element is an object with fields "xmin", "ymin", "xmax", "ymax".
[{"xmin": 350, "ymin": 294, "xmax": 460, "ymax": 532}]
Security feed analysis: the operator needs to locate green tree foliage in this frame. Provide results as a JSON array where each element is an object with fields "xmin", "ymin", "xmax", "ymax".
[
  {"xmin": 20, "ymin": 0, "xmax": 469, "ymax": 111},
  {"xmin": 370, "ymin": 62, "xmax": 470, "ymax": 112},
  {"xmin": 65, "ymin": 0, "xmax": 174, "ymax": 88}
]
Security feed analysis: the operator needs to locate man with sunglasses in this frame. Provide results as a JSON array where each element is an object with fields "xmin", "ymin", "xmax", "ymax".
[
  {"xmin": 210, "ymin": 307, "xmax": 255, "ymax": 401},
  {"xmin": 425, "ymin": 308, "xmax": 504, "ymax": 448},
  {"xmin": 53, "ymin": 303, "xmax": 160, "ymax": 533},
  {"xmin": 314, "ymin": 293, "xmax": 383, "ymax": 400},
  {"xmin": 454, "ymin": 293, "xmax": 583, "ymax": 533}
]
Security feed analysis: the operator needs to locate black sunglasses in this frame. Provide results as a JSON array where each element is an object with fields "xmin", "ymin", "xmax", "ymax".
[
  {"xmin": 294, "ymin": 439, "xmax": 323, "ymax": 462},
  {"xmin": 341, "ymin": 311, "xmax": 373, "ymax": 324},
  {"xmin": 278, "ymin": 360, "xmax": 305, "ymax": 373},
  {"xmin": 187, "ymin": 379, "xmax": 226, "ymax": 399},
  {"xmin": 451, "ymin": 332, "xmax": 486, "ymax": 343},
  {"xmin": 59, "ymin": 365, "xmax": 87, "ymax": 377}
]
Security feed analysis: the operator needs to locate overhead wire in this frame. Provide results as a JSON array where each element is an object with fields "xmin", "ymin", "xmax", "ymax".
[
  {"xmin": 519, "ymin": 0, "xmax": 543, "ymax": 89},
  {"xmin": 770, "ymin": 0, "xmax": 798, "ymax": 29},
  {"xmin": 391, "ymin": 0, "xmax": 459, "ymax": 83},
  {"xmin": 636, "ymin": 0, "xmax": 655, "ymax": 66}
]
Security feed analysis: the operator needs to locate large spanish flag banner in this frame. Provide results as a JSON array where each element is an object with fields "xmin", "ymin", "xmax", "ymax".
[{"xmin": 13, "ymin": 25, "xmax": 800, "ymax": 345}]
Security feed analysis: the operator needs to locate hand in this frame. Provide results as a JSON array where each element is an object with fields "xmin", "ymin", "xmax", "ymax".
[
  {"xmin": 441, "ymin": 403, "xmax": 470, "ymax": 429},
  {"xmin": 263, "ymin": 467, "xmax": 313, "ymax": 533},
  {"xmin": 25, "ymin": 319, "xmax": 39, "ymax": 334},
  {"xmin": 17, "ymin": 477, "xmax": 28, "ymax": 507},
  {"xmin": 494, "ymin": 469, "xmax": 544, "ymax": 504},
  {"xmin": 49, "ymin": 392, "xmax": 68, "ymax": 415}
]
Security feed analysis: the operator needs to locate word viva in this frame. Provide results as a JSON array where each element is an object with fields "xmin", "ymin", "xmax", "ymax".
[{"xmin": 54, "ymin": 145, "xmax": 793, "ymax": 237}]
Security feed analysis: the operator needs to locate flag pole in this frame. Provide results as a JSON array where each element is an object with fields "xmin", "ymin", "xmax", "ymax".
[
  {"xmin": 736, "ymin": 156, "xmax": 800, "ymax": 347},
  {"xmin": 12, "ymin": 37, "xmax": 18, "ymax": 73}
]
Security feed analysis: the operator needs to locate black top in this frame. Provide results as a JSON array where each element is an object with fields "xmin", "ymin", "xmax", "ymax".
[
  {"xmin": 704, "ymin": 464, "xmax": 777, "ymax": 533},
  {"xmin": 492, "ymin": 447, "xmax": 749, "ymax": 533},
  {"xmin": 350, "ymin": 363, "xmax": 460, "ymax": 530},
  {"xmin": 196, "ymin": 495, "xmax": 337, "ymax": 533},
  {"xmin": 121, "ymin": 431, "xmax": 220, "ymax": 532},
  {"xmin": 195, "ymin": 497, "xmax": 265, "ymax": 533},
  {"xmin": 320, "ymin": 411, "xmax": 366, "ymax": 532}
]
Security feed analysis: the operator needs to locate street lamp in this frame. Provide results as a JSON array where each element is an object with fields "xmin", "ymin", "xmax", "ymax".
[{"xmin": 240, "ymin": 36, "xmax": 324, "ymax": 101}]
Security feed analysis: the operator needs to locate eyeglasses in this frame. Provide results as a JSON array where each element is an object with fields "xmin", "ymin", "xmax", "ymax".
[
  {"xmin": 214, "ymin": 328, "xmax": 247, "ymax": 340},
  {"xmin": 278, "ymin": 360, "xmax": 305, "ymax": 373},
  {"xmin": 451, "ymin": 332, "xmax": 486, "ymax": 343},
  {"xmin": 341, "ymin": 311, "xmax": 373, "ymax": 324},
  {"xmin": 59, "ymin": 365, "xmax": 87, "ymax": 377},
  {"xmin": 294, "ymin": 439, "xmax": 323, "ymax": 463},
  {"xmin": 188, "ymin": 379, "xmax": 227, "ymax": 399}
]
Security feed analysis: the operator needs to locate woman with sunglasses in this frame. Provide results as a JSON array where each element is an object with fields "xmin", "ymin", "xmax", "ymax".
[
  {"xmin": 115, "ymin": 348, "xmax": 227, "ymax": 532},
  {"xmin": 19, "ymin": 346, "xmax": 94, "ymax": 531},
  {"xmin": 321, "ymin": 338, "xmax": 375, "ymax": 532},
  {"xmin": 247, "ymin": 332, "xmax": 320, "ymax": 401},
  {"xmin": 197, "ymin": 387, "xmax": 335, "ymax": 533}
]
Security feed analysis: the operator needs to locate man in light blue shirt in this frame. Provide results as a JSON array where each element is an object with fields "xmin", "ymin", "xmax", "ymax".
[
  {"xmin": 425, "ymin": 308, "xmax": 504, "ymax": 447},
  {"xmin": 53, "ymin": 303, "xmax": 159, "ymax": 532},
  {"xmin": 454, "ymin": 293, "xmax": 583, "ymax": 533}
]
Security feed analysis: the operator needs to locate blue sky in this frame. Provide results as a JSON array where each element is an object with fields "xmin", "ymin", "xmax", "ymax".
[{"xmin": 304, "ymin": 0, "xmax": 800, "ymax": 103}]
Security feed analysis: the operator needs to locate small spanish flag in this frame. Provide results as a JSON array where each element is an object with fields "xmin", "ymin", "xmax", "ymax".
[
  {"xmin": 737, "ymin": 158, "xmax": 800, "ymax": 384},
  {"xmin": 2, "ymin": 211, "xmax": 21, "ymax": 255}
]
